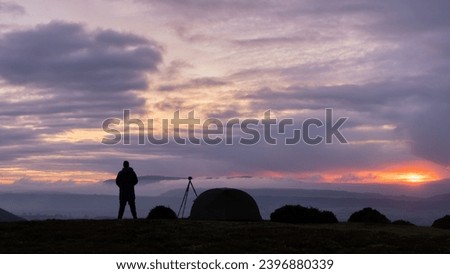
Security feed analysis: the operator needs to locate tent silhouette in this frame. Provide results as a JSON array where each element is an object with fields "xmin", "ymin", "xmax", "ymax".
[{"xmin": 190, "ymin": 188, "xmax": 262, "ymax": 221}]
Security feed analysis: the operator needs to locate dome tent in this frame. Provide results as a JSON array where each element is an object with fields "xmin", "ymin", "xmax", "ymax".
[{"xmin": 190, "ymin": 188, "xmax": 262, "ymax": 221}]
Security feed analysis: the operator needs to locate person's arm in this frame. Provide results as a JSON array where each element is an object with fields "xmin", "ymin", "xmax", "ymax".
[
  {"xmin": 116, "ymin": 172, "xmax": 122, "ymax": 187},
  {"xmin": 133, "ymin": 171, "xmax": 138, "ymax": 186}
]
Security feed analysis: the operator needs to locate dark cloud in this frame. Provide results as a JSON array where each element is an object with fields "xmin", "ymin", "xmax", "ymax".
[
  {"xmin": 0, "ymin": 21, "xmax": 163, "ymax": 130},
  {"xmin": 157, "ymin": 77, "xmax": 229, "ymax": 92},
  {"xmin": 361, "ymin": 0, "xmax": 450, "ymax": 37},
  {"xmin": 94, "ymin": 29, "xmax": 152, "ymax": 47},
  {"xmin": 0, "ymin": 126, "xmax": 37, "ymax": 147},
  {"xmin": 0, "ymin": 21, "xmax": 162, "ymax": 93},
  {"xmin": 138, "ymin": 0, "xmax": 270, "ymax": 19},
  {"xmin": 241, "ymin": 78, "xmax": 450, "ymax": 113},
  {"xmin": 231, "ymin": 33, "xmax": 334, "ymax": 47},
  {"xmin": 0, "ymin": 1, "xmax": 25, "ymax": 15},
  {"xmin": 407, "ymin": 104, "xmax": 450, "ymax": 166},
  {"xmin": 138, "ymin": 0, "xmax": 450, "ymax": 32}
]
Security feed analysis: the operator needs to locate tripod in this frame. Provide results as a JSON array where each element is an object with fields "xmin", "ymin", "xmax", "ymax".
[{"xmin": 177, "ymin": 176, "xmax": 198, "ymax": 218}]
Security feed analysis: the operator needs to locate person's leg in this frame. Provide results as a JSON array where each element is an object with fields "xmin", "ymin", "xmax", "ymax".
[
  {"xmin": 129, "ymin": 199, "xmax": 138, "ymax": 219},
  {"xmin": 118, "ymin": 200, "xmax": 126, "ymax": 219}
]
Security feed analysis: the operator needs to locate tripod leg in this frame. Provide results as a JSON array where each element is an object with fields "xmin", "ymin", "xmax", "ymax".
[
  {"xmin": 181, "ymin": 198, "xmax": 187, "ymax": 218},
  {"xmin": 178, "ymin": 179, "xmax": 197, "ymax": 218},
  {"xmin": 177, "ymin": 193, "xmax": 186, "ymax": 217},
  {"xmin": 177, "ymin": 188, "xmax": 189, "ymax": 218},
  {"xmin": 190, "ymin": 181, "xmax": 198, "ymax": 197}
]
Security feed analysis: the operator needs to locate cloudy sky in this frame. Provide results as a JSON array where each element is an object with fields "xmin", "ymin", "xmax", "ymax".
[{"xmin": 0, "ymin": 0, "xmax": 449, "ymax": 191}]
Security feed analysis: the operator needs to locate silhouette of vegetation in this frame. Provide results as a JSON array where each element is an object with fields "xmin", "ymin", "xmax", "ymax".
[
  {"xmin": 270, "ymin": 205, "xmax": 338, "ymax": 224},
  {"xmin": 348, "ymin": 207, "xmax": 391, "ymax": 224},
  {"xmin": 392, "ymin": 220, "xmax": 415, "ymax": 226},
  {"xmin": 432, "ymin": 215, "xmax": 450, "ymax": 229},
  {"xmin": 146, "ymin": 206, "xmax": 177, "ymax": 220}
]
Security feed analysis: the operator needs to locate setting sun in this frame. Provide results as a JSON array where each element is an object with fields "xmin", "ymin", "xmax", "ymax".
[{"xmin": 397, "ymin": 173, "xmax": 430, "ymax": 183}]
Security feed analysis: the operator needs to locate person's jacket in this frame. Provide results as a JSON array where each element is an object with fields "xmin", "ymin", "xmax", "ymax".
[{"xmin": 116, "ymin": 167, "xmax": 138, "ymax": 200}]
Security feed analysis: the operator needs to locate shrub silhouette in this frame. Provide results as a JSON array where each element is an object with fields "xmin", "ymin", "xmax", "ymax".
[
  {"xmin": 432, "ymin": 215, "xmax": 450, "ymax": 229},
  {"xmin": 392, "ymin": 220, "xmax": 415, "ymax": 226},
  {"xmin": 270, "ymin": 205, "xmax": 338, "ymax": 224},
  {"xmin": 146, "ymin": 206, "xmax": 177, "ymax": 220},
  {"xmin": 347, "ymin": 207, "xmax": 390, "ymax": 224}
]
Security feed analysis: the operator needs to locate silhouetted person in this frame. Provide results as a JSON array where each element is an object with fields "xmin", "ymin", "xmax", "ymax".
[{"xmin": 116, "ymin": 160, "xmax": 138, "ymax": 219}]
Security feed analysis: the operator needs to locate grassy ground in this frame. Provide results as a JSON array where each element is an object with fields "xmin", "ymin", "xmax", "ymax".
[{"xmin": 1, "ymin": 219, "xmax": 450, "ymax": 253}]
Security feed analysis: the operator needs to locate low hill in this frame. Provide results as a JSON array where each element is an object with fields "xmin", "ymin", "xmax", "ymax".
[
  {"xmin": 0, "ymin": 208, "xmax": 26, "ymax": 222},
  {"xmin": 103, "ymin": 175, "xmax": 185, "ymax": 185},
  {"xmin": 1, "ymin": 219, "xmax": 450, "ymax": 253}
]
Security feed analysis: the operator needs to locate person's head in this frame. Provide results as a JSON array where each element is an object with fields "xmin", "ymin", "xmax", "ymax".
[{"xmin": 123, "ymin": 160, "xmax": 130, "ymax": 168}]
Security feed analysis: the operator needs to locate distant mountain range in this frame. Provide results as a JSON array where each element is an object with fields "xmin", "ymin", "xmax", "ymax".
[
  {"xmin": 1, "ymin": 188, "xmax": 450, "ymax": 225},
  {"xmin": 103, "ymin": 175, "xmax": 185, "ymax": 185},
  {"xmin": 0, "ymin": 208, "xmax": 26, "ymax": 222}
]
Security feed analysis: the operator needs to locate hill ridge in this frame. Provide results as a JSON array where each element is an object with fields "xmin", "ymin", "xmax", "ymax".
[{"xmin": 0, "ymin": 208, "xmax": 26, "ymax": 222}]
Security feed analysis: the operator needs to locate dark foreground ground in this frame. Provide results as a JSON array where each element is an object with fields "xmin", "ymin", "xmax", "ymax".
[{"xmin": 1, "ymin": 219, "xmax": 450, "ymax": 253}]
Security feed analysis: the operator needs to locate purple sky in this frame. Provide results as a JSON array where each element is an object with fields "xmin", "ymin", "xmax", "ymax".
[{"xmin": 0, "ymin": 0, "xmax": 449, "ymax": 192}]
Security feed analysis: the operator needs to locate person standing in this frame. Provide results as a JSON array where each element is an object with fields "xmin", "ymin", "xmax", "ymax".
[{"xmin": 116, "ymin": 160, "xmax": 138, "ymax": 219}]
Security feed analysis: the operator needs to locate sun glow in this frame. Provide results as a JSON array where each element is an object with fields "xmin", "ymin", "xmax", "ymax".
[
  {"xmin": 376, "ymin": 161, "xmax": 445, "ymax": 184},
  {"xmin": 393, "ymin": 172, "xmax": 432, "ymax": 184},
  {"xmin": 359, "ymin": 161, "xmax": 444, "ymax": 184}
]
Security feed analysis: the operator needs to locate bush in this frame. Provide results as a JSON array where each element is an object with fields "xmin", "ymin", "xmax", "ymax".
[
  {"xmin": 270, "ymin": 205, "xmax": 338, "ymax": 224},
  {"xmin": 347, "ymin": 207, "xmax": 390, "ymax": 224},
  {"xmin": 392, "ymin": 220, "xmax": 415, "ymax": 226},
  {"xmin": 146, "ymin": 206, "xmax": 177, "ymax": 220},
  {"xmin": 432, "ymin": 215, "xmax": 450, "ymax": 229}
]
